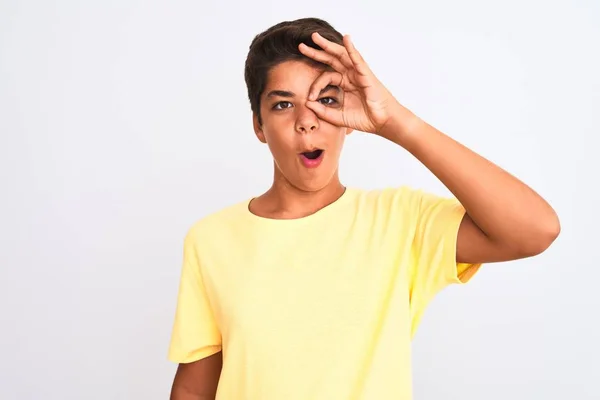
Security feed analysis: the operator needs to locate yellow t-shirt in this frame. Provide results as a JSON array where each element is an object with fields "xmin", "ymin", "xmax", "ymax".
[{"xmin": 168, "ymin": 186, "xmax": 481, "ymax": 399}]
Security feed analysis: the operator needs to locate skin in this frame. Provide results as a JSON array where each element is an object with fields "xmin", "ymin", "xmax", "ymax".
[
  {"xmin": 170, "ymin": 352, "xmax": 222, "ymax": 400},
  {"xmin": 248, "ymin": 59, "xmax": 353, "ymax": 219},
  {"xmin": 170, "ymin": 31, "xmax": 561, "ymax": 399}
]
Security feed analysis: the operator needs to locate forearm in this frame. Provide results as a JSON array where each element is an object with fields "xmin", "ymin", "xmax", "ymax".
[
  {"xmin": 169, "ymin": 356, "xmax": 222, "ymax": 400},
  {"xmin": 170, "ymin": 387, "xmax": 213, "ymax": 400},
  {"xmin": 382, "ymin": 104, "xmax": 560, "ymax": 253}
]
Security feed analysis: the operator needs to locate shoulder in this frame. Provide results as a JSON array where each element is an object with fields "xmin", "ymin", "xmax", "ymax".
[
  {"xmin": 350, "ymin": 185, "xmax": 463, "ymax": 232},
  {"xmin": 184, "ymin": 198, "xmax": 250, "ymax": 244},
  {"xmin": 350, "ymin": 185, "xmax": 432, "ymax": 213}
]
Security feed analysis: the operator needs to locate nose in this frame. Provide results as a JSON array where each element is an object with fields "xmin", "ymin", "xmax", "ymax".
[{"xmin": 295, "ymin": 105, "xmax": 319, "ymax": 134}]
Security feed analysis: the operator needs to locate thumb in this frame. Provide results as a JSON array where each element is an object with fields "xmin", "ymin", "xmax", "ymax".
[{"xmin": 306, "ymin": 101, "xmax": 345, "ymax": 127}]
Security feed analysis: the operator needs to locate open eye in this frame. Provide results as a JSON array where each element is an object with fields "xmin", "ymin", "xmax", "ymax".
[
  {"xmin": 273, "ymin": 101, "xmax": 293, "ymax": 110},
  {"xmin": 318, "ymin": 97, "xmax": 338, "ymax": 106}
]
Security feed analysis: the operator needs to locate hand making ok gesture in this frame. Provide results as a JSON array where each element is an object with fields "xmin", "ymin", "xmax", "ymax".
[{"xmin": 299, "ymin": 32, "xmax": 402, "ymax": 136}]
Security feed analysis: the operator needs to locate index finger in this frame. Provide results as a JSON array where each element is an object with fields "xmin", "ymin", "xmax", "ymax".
[{"xmin": 308, "ymin": 70, "xmax": 345, "ymax": 101}]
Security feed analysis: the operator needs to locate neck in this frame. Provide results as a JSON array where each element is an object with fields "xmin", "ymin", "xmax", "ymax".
[{"xmin": 250, "ymin": 167, "xmax": 346, "ymax": 220}]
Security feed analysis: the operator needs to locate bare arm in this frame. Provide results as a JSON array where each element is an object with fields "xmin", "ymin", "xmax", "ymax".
[
  {"xmin": 296, "ymin": 32, "xmax": 560, "ymax": 264},
  {"xmin": 382, "ymin": 105, "xmax": 561, "ymax": 264},
  {"xmin": 170, "ymin": 352, "xmax": 223, "ymax": 400}
]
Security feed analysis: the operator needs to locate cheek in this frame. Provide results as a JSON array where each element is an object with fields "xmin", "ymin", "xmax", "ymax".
[
  {"xmin": 330, "ymin": 131, "xmax": 347, "ymax": 151},
  {"xmin": 263, "ymin": 128, "xmax": 296, "ymax": 156}
]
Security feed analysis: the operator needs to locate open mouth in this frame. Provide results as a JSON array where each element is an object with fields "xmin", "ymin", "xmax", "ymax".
[{"xmin": 301, "ymin": 149, "xmax": 323, "ymax": 160}]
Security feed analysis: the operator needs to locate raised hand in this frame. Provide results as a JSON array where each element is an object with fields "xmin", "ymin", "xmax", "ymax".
[{"xmin": 299, "ymin": 32, "xmax": 400, "ymax": 135}]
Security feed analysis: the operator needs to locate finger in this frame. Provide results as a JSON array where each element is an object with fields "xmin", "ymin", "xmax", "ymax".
[
  {"xmin": 311, "ymin": 32, "xmax": 354, "ymax": 70},
  {"xmin": 307, "ymin": 70, "xmax": 354, "ymax": 101},
  {"xmin": 343, "ymin": 35, "xmax": 372, "ymax": 77},
  {"xmin": 298, "ymin": 43, "xmax": 347, "ymax": 73},
  {"xmin": 306, "ymin": 100, "xmax": 345, "ymax": 127}
]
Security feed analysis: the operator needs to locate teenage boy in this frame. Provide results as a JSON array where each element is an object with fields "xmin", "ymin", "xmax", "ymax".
[{"xmin": 168, "ymin": 17, "xmax": 560, "ymax": 400}]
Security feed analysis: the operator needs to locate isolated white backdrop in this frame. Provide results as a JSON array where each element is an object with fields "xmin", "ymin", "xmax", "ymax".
[{"xmin": 1, "ymin": 1, "xmax": 598, "ymax": 399}]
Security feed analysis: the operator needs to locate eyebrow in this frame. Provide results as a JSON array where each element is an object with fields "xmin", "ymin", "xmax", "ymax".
[
  {"xmin": 267, "ymin": 89, "xmax": 295, "ymax": 98},
  {"xmin": 266, "ymin": 85, "xmax": 340, "ymax": 98}
]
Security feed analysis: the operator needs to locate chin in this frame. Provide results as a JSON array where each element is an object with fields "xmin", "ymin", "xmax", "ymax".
[
  {"xmin": 288, "ymin": 172, "xmax": 338, "ymax": 193},
  {"xmin": 274, "ymin": 155, "xmax": 340, "ymax": 193},
  {"xmin": 293, "ymin": 182, "xmax": 328, "ymax": 193}
]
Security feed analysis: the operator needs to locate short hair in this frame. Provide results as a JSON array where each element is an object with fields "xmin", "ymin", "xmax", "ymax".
[{"xmin": 244, "ymin": 17, "xmax": 344, "ymax": 125}]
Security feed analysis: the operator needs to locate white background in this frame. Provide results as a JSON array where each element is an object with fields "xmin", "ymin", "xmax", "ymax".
[{"xmin": 1, "ymin": 0, "xmax": 598, "ymax": 399}]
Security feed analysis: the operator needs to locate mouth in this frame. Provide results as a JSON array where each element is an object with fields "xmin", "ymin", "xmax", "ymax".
[
  {"xmin": 301, "ymin": 149, "xmax": 324, "ymax": 160},
  {"xmin": 299, "ymin": 149, "xmax": 324, "ymax": 168}
]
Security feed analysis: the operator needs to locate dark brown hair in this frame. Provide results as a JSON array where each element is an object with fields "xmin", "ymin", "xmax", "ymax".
[{"xmin": 244, "ymin": 18, "xmax": 343, "ymax": 125}]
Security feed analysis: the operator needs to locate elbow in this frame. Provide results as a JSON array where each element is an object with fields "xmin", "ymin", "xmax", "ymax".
[{"xmin": 519, "ymin": 214, "xmax": 561, "ymax": 257}]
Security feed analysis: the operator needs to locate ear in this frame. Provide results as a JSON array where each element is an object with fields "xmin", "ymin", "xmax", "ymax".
[{"xmin": 253, "ymin": 113, "xmax": 267, "ymax": 143}]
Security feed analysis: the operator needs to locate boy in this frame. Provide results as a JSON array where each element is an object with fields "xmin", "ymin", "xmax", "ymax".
[{"xmin": 167, "ymin": 17, "xmax": 560, "ymax": 400}]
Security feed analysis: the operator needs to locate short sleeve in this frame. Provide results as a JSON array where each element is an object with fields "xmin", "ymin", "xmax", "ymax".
[
  {"xmin": 168, "ymin": 231, "xmax": 222, "ymax": 363},
  {"xmin": 408, "ymin": 190, "xmax": 482, "ymax": 338}
]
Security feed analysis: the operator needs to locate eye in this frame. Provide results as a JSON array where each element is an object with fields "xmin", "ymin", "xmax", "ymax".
[
  {"xmin": 273, "ymin": 101, "xmax": 293, "ymax": 110},
  {"xmin": 318, "ymin": 97, "xmax": 338, "ymax": 106}
]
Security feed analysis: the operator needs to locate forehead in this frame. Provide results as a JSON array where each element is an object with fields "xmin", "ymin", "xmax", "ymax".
[{"xmin": 264, "ymin": 60, "xmax": 326, "ymax": 93}]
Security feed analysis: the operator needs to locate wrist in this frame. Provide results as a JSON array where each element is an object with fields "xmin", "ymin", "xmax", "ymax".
[{"xmin": 378, "ymin": 103, "xmax": 425, "ymax": 147}]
